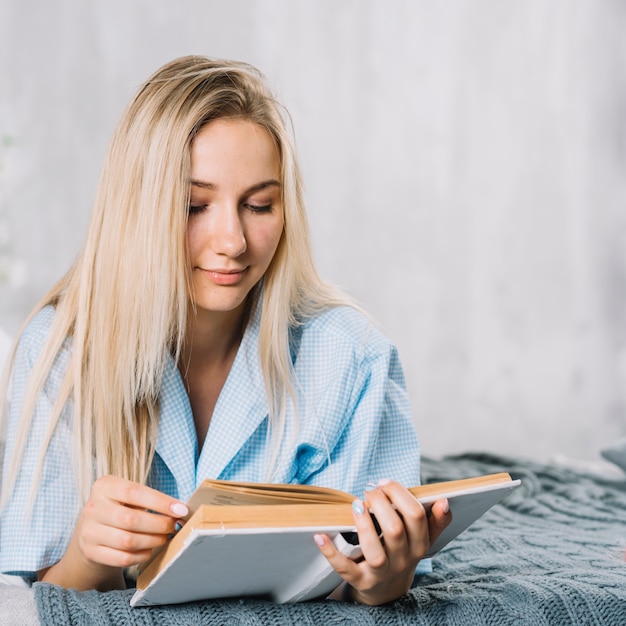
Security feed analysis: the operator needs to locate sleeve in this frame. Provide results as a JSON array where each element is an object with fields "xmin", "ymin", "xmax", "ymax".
[
  {"xmin": 0, "ymin": 308, "xmax": 79, "ymax": 580},
  {"xmin": 332, "ymin": 341, "xmax": 421, "ymax": 494},
  {"xmin": 286, "ymin": 307, "xmax": 432, "ymax": 574},
  {"xmin": 288, "ymin": 308, "xmax": 422, "ymax": 498}
]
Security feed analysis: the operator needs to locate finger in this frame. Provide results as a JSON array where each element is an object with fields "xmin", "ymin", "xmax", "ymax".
[
  {"xmin": 82, "ymin": 543, "xmax": 157, "ymax": 569},
  {"xmin": 350, "ymin": 497, "xmax": 390, "ymax": 571},
  {"xmin": 376, "ymin": 482, "xmax": 452, "ymax": 552},
  {"xmin": 363, "ymin": 488, "xmax": 410, "ymax": 553},
  {"xmin": 371, "ymin": 481, "xmax": 429, "ymax": 557},
  {"xmin": 107, "ymin": 502, "xmax": 180, "ymax": 536},
  {"xmin": 92, "ymin": 476, "xmax": 189, "ymax": 519},
  {"xmin": 89, "ymin": 522, "xmax": 172, "ymax": 554},
  {"xmin": 427, "ymin": 498, "xmax": 452, "ymax": 544},
  {"xmin": 313, "ymin": 533, "xmax": 363, "ymax": 582},
  {"xmin": 79, "ymin": 505, "xmax": 175, "ymax": 560}
]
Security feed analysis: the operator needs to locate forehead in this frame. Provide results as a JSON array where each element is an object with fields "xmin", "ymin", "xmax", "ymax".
[{"xmin": 190, "ymin": 119, "xmax": 280, "ymax": 185}]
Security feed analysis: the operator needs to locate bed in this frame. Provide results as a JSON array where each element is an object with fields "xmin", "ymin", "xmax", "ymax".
[{"xmin": 1, "ymin": 451, "xmax": 625, "ymax": 625}]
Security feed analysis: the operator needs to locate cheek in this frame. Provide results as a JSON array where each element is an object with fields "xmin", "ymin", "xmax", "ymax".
[
  {"xmin": 252, "ymin": 219, "xmax": 284, "ymax": 260},
  {"xmin": 267, "ymin": 223, "xmax": 285, "ymax": 261},
  {"xmin": 185, "ymin": 220, "xmax": 203, "ymax": 257}
]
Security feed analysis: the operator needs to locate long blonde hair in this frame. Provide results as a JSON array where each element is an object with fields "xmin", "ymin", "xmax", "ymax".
[{"xmin": 1, "ymin": 56, "xmax": 350, "ymax": 506}]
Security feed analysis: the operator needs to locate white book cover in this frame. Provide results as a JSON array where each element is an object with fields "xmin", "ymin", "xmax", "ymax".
[
  {"xmin": 130, "ymin": 525, "xmax": 360, "ymax": 607},
  {"xmin": 130, "ymin": 477, "xmax": 521, "ymax": 607},
  {"xmin": 420, "ymin": 479, "xmax": 521, "ymax": 557}
]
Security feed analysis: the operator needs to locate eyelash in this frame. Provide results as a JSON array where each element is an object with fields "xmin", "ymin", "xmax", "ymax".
[
  {"xmin": 188, "ymin": 205, "xmax": 206, "ymax": 215},
  {"xmin": 243, "ymin": 202, "xmax": 273, "ymax": 214},
  {"xmin": 187, "ymin": 203, "xmax": 273, "ymax": 215}
]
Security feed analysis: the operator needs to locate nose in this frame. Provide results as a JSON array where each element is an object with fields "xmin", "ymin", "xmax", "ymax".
[{"xmin": 210, "ymin": 205, "xmax": 247, "ymax": 257}]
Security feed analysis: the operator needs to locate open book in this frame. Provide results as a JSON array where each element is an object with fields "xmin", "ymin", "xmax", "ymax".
[{"xmin": 130, "ymin": 472, "xmax": 521, "ymax": 607}]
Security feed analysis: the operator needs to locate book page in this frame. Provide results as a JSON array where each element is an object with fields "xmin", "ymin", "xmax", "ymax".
[
  {"xmin": 186, "ymin": 473, "xmax": 514, "ymax": 515},
  {"xmin": 186, "ymin": 479, "xmax": 353, "ymax": 513}
]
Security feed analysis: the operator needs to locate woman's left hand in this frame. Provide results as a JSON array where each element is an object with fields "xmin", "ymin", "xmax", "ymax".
[{"xmin": 314, "ymin": 480, "xmax": 452, "ymax": 605}]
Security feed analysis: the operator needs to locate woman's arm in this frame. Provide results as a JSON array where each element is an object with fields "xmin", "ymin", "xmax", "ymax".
[
  {"xmin": 287, "ymin": 310, "xmax": 448, "ymax": 603},
  {"xmin": 315, "ymin": 482, "xmax": 452, "ymax": 605},
  {"xmin": 38, "ymin": 476, "xmax": 188, "ymax": 591}
]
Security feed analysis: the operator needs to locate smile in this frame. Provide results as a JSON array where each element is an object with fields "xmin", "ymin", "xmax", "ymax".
[{"xmin": 200, "ymin": 268, "xmax": 248, "ymax": 286}]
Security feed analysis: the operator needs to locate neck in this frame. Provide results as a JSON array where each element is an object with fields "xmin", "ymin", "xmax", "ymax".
[
  {"xmin": 181, "ymin": 302, "xmax": 248, "ymax": 369},
  {"xmin": 178, "ymin": 303, "xmax": 249, "ymax": 447}
]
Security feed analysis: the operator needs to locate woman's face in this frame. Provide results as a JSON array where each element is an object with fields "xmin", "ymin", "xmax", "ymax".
[{"xmin": 186, "ymin": 118, "xmax": 284, "ymax": 319}]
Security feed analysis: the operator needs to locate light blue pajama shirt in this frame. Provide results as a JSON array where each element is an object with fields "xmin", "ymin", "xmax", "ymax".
[{"xmin": 0, "ymin": 303, "xmax": 427, "ymax": 580}]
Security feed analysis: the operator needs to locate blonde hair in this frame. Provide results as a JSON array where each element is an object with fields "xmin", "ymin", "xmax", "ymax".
[{"xmin": 1, "ymin": 56, "xmax": 351, "ymax": 506}]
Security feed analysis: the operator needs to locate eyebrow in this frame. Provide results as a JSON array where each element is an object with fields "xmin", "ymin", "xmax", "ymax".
[{"xmin": 190, "ymin": 179, "xmax": 282, "ymax": 194}]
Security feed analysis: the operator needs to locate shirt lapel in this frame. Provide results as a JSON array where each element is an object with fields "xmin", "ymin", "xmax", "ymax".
[
  {"xmin": 195, "ymin": 303, "xmax": 269, "ymax": 482},
  {"xmin": 154, "ymin": 355, "xmax": 198, "ymax": 500}
]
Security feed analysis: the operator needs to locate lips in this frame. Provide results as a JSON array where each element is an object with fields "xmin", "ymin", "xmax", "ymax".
[{"xmin": 200, "ymin": 268, "xmax": 247, "ymax": 286}]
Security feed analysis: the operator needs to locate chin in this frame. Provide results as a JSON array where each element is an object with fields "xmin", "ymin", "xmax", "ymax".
[{"xmin": 192, "ymin": 296, "xmax": 249, "ymax": 316}]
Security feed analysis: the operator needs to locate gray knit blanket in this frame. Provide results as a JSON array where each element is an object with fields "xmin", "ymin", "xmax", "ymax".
[{"xmin": 32, "ymin": 453, "xmax": 626, "ymax": 625}]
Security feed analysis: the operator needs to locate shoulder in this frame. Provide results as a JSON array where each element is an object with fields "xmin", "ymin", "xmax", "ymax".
[
  {"xmin": 15, "ymin": 306, "xmax": 57, "ymax": 366},
  {"xmin": 12, "ymin": 305, "xmax": 72, "ymax": 399},
  {"xmin": 299, "ymin": 305, "xmax": 395, "ymax": 351},
  {"xmin": 293, "ymin": 306, "xmax": 400, "ymax": 369}
]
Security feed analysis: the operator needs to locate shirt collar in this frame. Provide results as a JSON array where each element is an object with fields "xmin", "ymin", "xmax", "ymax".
[{"xmin": 155, "ymin": 300, "xmax": 269, "ymax": 498}]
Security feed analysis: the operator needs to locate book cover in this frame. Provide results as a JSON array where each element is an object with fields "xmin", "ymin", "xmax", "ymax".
[{"xmin": 130, "ymin": 473, "xmax": 520, "ymax": 607}]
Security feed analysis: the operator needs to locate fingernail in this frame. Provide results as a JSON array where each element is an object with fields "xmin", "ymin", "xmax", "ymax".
[
  {"xmin": 352, "ymin": 499, "xmax": 365, "ymax": 516},
  {"xmin": 171, "ymin": 502, "xmax": 189, "ymax": 517},
  {"xmin": 442, "ymin": 498, "xmax": 450, "ymax": 514},
  {"xmin": 364, "ymin": 482, "xmax": 378, "ymax": 492},
  {"xmin": 314, "ymin": 534, "xmax": 326, "ymax": 546}
]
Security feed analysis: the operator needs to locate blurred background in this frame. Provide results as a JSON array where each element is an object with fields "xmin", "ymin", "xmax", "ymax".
[{"xmin": 1, "ymin": 0, "xmax": 625, "ymax": 464}]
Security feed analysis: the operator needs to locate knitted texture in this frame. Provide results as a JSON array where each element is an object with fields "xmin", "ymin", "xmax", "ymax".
[{"xmin": 33, "ymin": 453, "xmax": 626, "ymax": 625}]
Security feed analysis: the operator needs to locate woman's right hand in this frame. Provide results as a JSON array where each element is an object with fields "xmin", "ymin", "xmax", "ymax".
[{"xmin": 38, "ymin": 476, "xmax": 189, "ymax": 591}]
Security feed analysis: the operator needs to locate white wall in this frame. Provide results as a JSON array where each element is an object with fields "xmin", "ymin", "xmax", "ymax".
[{"xmin": 1, "ymin": 0, "xmax": 625, "ymax": 463}]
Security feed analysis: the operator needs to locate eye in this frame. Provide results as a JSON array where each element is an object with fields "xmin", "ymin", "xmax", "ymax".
[
  {"xmin": 187, "ymin": 204, "xmax": 207, "ymax": 215},
  {"xmin": 243, "ymin": 202, "xmax": 273, "ymax": 214}
]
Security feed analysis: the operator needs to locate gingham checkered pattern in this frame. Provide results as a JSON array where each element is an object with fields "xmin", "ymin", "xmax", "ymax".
[{"xmin": 1, "ymin": 303, "xmax": 426, "ymax": 578}]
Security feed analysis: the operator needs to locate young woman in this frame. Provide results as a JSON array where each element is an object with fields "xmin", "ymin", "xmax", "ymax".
[{"xmin": 0, "ymin": 56, "xmax": 450, "ymax": 605}]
